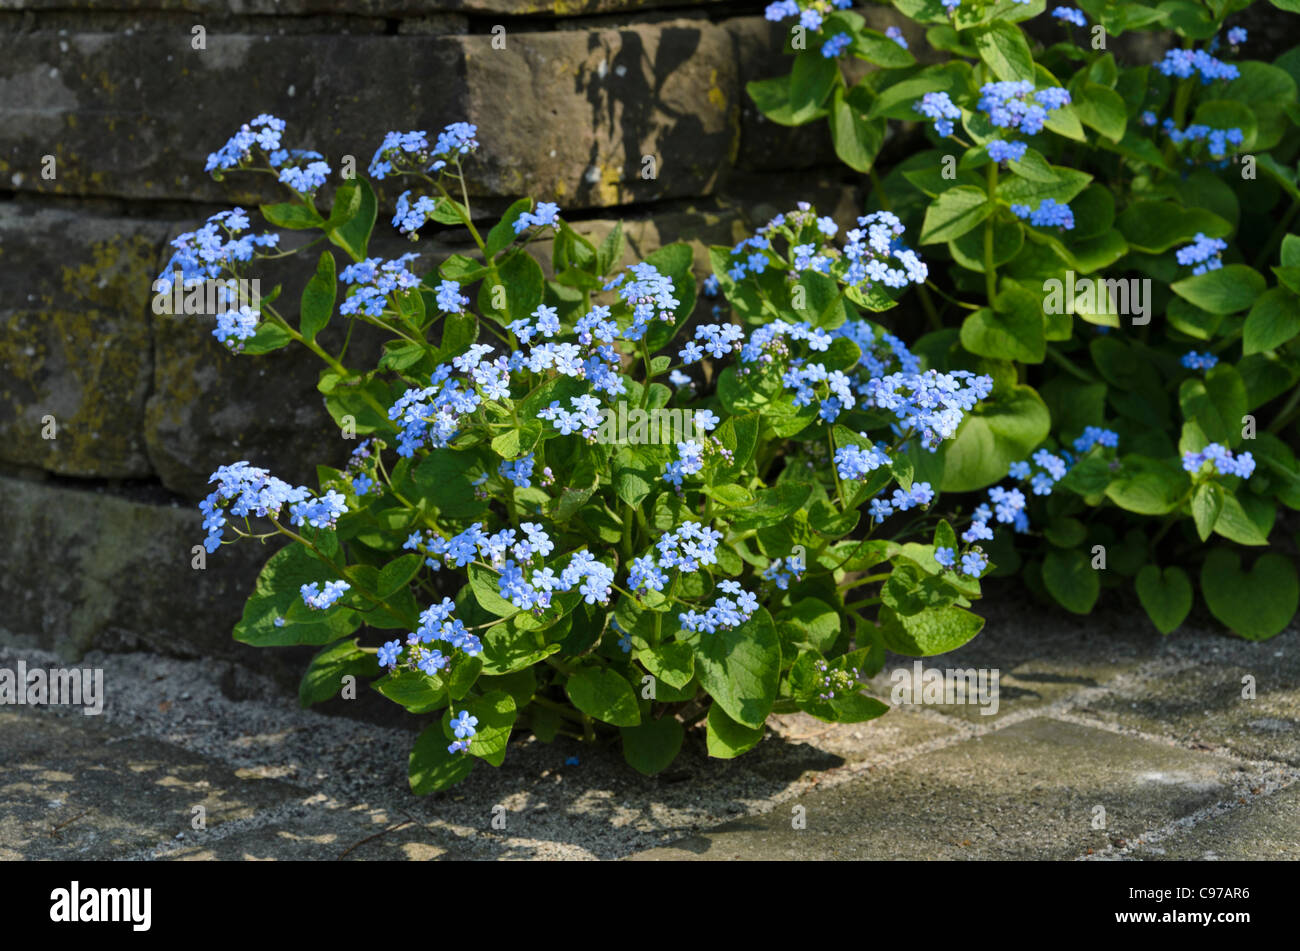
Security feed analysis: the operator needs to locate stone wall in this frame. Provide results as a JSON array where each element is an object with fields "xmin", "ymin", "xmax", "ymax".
[
  {"xmin": 3, "ymin": 2, "xmax": 1289, "ymax": 661},
  {"xmin": 0, "ymin": 0, "xmax": 909, "ymax": 660}
]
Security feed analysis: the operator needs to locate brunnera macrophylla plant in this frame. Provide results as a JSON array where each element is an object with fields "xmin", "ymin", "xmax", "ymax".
[
  {"xmin": 168, "ymin": 114, "xmax": 1010, "ymax": 792},
  {"xmin": 750, "ymin": 0, "xmax": 1300, "ymax": 640}
]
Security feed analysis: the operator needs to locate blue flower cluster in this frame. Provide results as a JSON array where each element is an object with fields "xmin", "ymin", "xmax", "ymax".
[
  {"xmin": 1160, "ymin": 120, "xmax": 1244, "ymax": 159},
  {"xmin": 156, "ymin": 208, "xmax": 280, "ymax": 294},
  {"xmin": 763, "ymin": 0, "xmax": 853, "ymax": 27},
  {"xmin": 1010, "ymin": 198, "xmax": 1075, "ymax": 230},
  {"xmin": 629, "ymin": 521, "xmax": 724, "ymax": 594},
  {"xmin": 368, "ymin": 122, "xmax": 479, "ymax": 180},
  {"xmin": 724, "ymin": 206, "xmax": 928, "ymax": 295},
  {"xmin": 885, "ymin": 26, "xmax": 907, "ymax": 49},
  {"xmin": 213, "ymin": 306, "xmax": 261, "ymax": 352},
  {"xmin": 301, "ymin": 580, "xmax": 350, "ymax": 610},
  {"xmin": 498, "ymin": 453, "xmax": 536, "ymax": 488},
  {"xmin": 1052, "ymin": 6, "xmax": 1087, "ymax": 26},
  {"xmin": 199, "ymin": 462, "xmax": 350, "ymax": 554},
  {"xmin": 987, "ymin": 139, "xmax": 1028, "ymax": 164},
  {"xmin": 834, "ymin": 442, "xmax": 890, "ymax": 480},
  {"xmin": 935, "ymin": 546, "xmax": 988, "ymax": 577},
  {"xmin": 1182, "ymin": 443, "xmax": 1255, "ymax": 478},
  {"xmin": 1175, "ymin": 234, "xmax": 1228, "ymax": 275},
  {"xmin": 869, "ymin": 481, "xmax": 935, "ymax": 521},
  {"xmin": 978, "ymin": 81, "xmax": 1071, "ymax": 135},
  {"xmin": 915, "ymin": 91, "xmax": 962, "ymax": 138},
  {"xmin": 340, "ymin": 254, "xmax": 423, "ymax": 318},
  {"xmin": 1154, "ymin": 49, "xmax": 1240, "ymax": 84},
  {"xmin": 605, "ymin": 262, "xmax": 681, "ymax": 341},
  {"xmin": 680, "ymin": 580, "xmax": 759, "ymax": 634},
  {"xmin": 499, "ymin": 547, "xmax": 616, "ymax": 609},
  {"xmin": 1181, "ymin": 350, "xmax": 1219, "ymax": 371},
  {"xmin": 205, "ymin": 114, "xmax": 285, "ymax": 174},
  {"xmin": 1008, "ymin": 448, "xmax": 1069, "ymax": 496},
  {"xmin": 865, "ymin": 369, "xmax": 994, "ymax": 450},
  {"xmin": 822, "ymin": 32, "xmax": 852, "ymax": 59},
  {"xmin": 512, "ymin": 201, "xmax": 562, "ymax": 234},
  {"xmin": 1072, "ymin": 425, "xmax": 1119, "ymax": 453},
  {"xmin": 1227, "ymin": 27, "xmax": 1247, "ymax": 46},
  {"xmin": 762, "ymin": 551, "xmax": 806, "ymax": 590}
]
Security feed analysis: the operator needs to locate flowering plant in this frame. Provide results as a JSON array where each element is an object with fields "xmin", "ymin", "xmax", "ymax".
[
  {"xmin": 177, "ymin": 115, "xmax": 1006, "ymax": 790},
  {"xmin": 750, "ymin": 0, "xmax": 1300, "ymax": 639}
]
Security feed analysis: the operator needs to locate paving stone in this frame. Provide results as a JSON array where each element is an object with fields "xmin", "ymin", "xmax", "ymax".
[
  {"xmin": 861, "ymin": 598, "xmax": 1163, "ymax": 723},
  {"xmin": 0, "ymin": 706, "xmax": 309, "ymax": 860},
  {"xmin": 1131, "ymin": 783, "xmax": 1300, "ymax": 860},
  {"xmin": 1072, "ymin": 627, "xmax": 1300, "ymax": 766},
  {"xmin": 627, "ymin": 717, "xmax": 1253, "ymax": 860}
]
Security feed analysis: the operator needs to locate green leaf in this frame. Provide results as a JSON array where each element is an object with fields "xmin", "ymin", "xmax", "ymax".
[
  {"xmin": 939, "ymin": 384, "xmax": 1051, "ymax": 491},
  {"xmin": 621, "ymin": 717, "xmax": 684, "ymax": 775},
  {"xmin": 747, "ymin": 74, "xmax": 824, "ymax": 127},
  {"xmin": 485, "ymin": 198, "xmax": 532, "ymax": 259},
  {"xmin": 1191, "ymin": 481, "xmax": 1224, "ymax": 542},
  {"xmin": 261, "ymin": 202, "xmax": 324, "ymax": 230},
  {"xmin": 973, "ymin": 20, "xmax": 1035, "ymax": 83},
  {"xmin": 960, "ymin": 284, "xmax": 1045, "ymax": 363},
  {"xmin": 1105, "ymin": 455, "xmax": 1189, "ymax": 515},
  {"xmin": 705, "ymin": 704, "xmax": 766, "ymax": 759},
  {"xmin": 920, "ymin": 186, "xmax": 992, "ymax": 245},
  {"xmin": 1243, "ymin": 287, "xmax": 1300, "ymax": 354},
  {"xmin": 233, "ymin": 544, "xmax": 360, "ymax": 647},
  {"xmin": 596, "ymin": 221, "xmax": 625, "ymax": 275},
  {"xmin": 879, "ymin": 605, "xmax": 985, "ymax": 656},
  {"xmin": 468, "ymin": 563, "xmax": 518, "ymax": 617},
  {"xmin": 1072, "ymin": 81, "xmax": 1128, "ymax": 141},
  {"xmin": 1171, "ymin": 265, "xmax": 1267, "ymax": 315},
  {"xmin": 683, "ymin": 608, "xmax": 780, "ymax": 729},
  {"xmin": 457, "ymin": 690, "xmax": 517, "ymax": 766},
  {"xmin": 327, "ymin": 178, "xmax": 377, "ymax": 260},
  {"xmin": 1134, "ymin": 565, "xmax": 1193, "ymax": 635},
  {"xmin": 374, "ymin": 668, "xmax": 446, "ymax": 714},
  {"xmin": 782, "ymin": 598, "xmax": 841, "ymax": 652},
  {"xmin": 1212, "ymin": 493, "xmax": 1272, "ymax": 546},
  {"xmin": 299, "ymin": 250, "xmax": 337, "ymax": 344},
  {"xmin": 1115, "ymin": 200, "xmax": 1231, "ymax": 254},
  {"xmin": 1042, "ymin": 547, "xmax": 1100, "ymax": 615},
  {"xmin": 637, "ymin": 641, "xmax": 695, "ymax": 690},
  {"xmin": 409, "ymin": 722, "xmax": 476, "ymax": 794},
  {"xmin": 790, "ymin": 50, "xmax": 839, "ymax": 123},
  {"xmin": 829, "ymin": 86, "xmax": 885, "ymax": 173},
  {"xmin": 565, "ymin": 667, "xmax": 641, "ymax": 726},
  {"xmin": 1200, "ymin": 549, "xmax": 1299, "ymax": 640},
  {"xmin": 298, "ymin": 639, "xmax": 377, "ymax": 707}
]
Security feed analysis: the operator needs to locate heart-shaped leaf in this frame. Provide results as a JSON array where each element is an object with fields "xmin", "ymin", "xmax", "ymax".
[
  {"xmin": 1200, "ymin": 549, "xmax": 1299, "ymax": 640},
  {"xmin": 1134, "ymin": 564, "xmax": 1193, "ymax": 635}
]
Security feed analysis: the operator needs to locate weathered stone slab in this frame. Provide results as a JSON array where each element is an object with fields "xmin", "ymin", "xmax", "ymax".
[
  {"xmin": 1073, "ymin": 627, "xmax": 1300, "ymax": 766},
  {"xmin": 0, "ymin": 474, "xmax": 270, "ymax": 660},
  {"xmin": 627, "ymin": 717, "xmax": 1249, "ymax": 860},
  {"xmin": 0, "ymin": 204, "xmax": 168, "ymax": 478},
  {"xmin": 1131, "ymin": 783, "xmax": 1300, "ymax": 860},
  {"xmin": 861, "ymin": 598, "xmax": 1164, "ymax": 723},
  {"xmin": 0, "ymin": 0, "xmax": 731, "ymax": 16},
  {"xmin": 1, "ymin": 23, "xmax": 746, "ymax": 210},
  {"xmin": 0, "ymin": 706, "xmax": 307, "ymax": 860}
]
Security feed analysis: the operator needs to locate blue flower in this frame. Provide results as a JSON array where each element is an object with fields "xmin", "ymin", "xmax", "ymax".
[
  {"xmin": 378, "ymin": 640, "xmax": 402, "ymax": 668},
  {"xmin": 885, "ymin": 26, "xmax": 908, "ymax": 49},
  {"xmin": 961, "ymin": 551, "xmax": 988, "ymax": 576},
  {"xmin": 1052, "ymin": 6, "xmax": 1087, "ymax": 26},
  {"xmin": 935, "ymin": 547, "xmax": 957, "ymax": 569},
  {"xmin": 987, "ymin": 139, "xmax": 1028, "ymax": 164},
  {"xmin": 451, "ymin": 710, "xmax": 479, "ymax": 740},
  {"xmin": 821, "ymin": 32, "xmax": 852, "ymax": 59},
  {"xmin": 1181, "ymin": 350, "xmax": 1219, "ymax": 371}
]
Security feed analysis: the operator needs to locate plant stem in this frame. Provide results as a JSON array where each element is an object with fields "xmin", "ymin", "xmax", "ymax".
[{"xmin": 984, "ymin": 161, "xmax": 999, "ymax": 303}]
